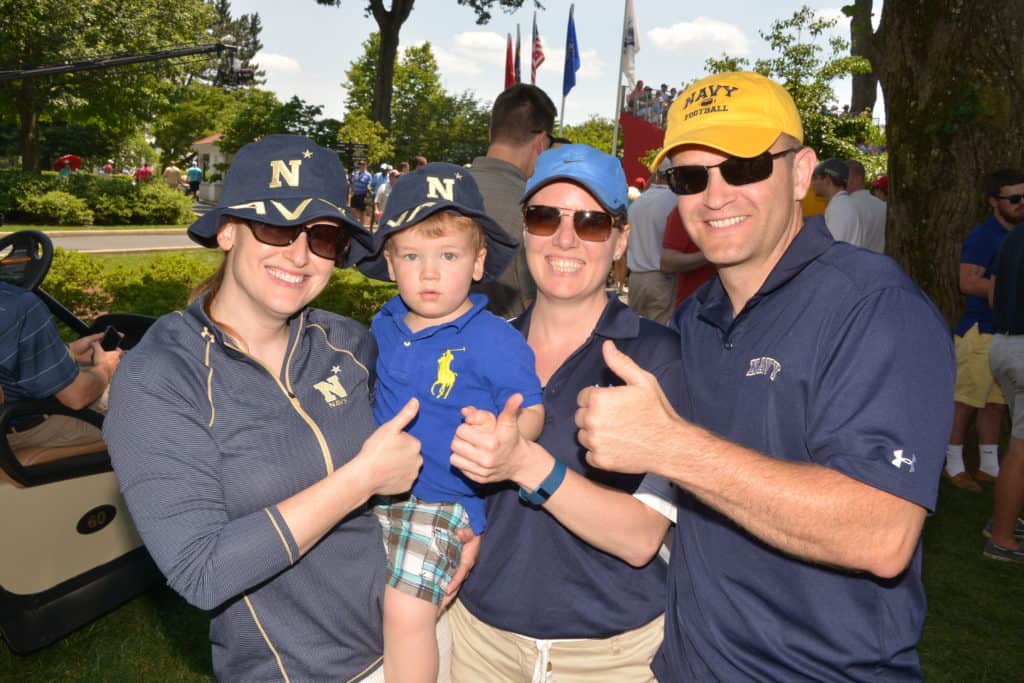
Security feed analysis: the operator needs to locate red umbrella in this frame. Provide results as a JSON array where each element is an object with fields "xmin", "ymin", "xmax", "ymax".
[{"xmin": 53, "ymin": 154, "xmax": 82, "ymax": 171}]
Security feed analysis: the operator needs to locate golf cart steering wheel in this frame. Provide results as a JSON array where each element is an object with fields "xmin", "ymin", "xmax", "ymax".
[{"xmin": 0, "ymin": 230, "xmax": 53, "ymax": 293}]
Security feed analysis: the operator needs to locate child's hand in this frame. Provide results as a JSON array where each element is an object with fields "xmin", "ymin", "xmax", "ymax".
[{"xmin": 450, "ymin": 395, "xmax": 526, "ymax": 484}]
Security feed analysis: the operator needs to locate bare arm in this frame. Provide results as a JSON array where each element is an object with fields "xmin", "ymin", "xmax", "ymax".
[
  {"xmin": 960, "ymin": 263, "xmax": 991, "ymax": 299},
  {"xmin": 451, "ymin": 396, "xmax": 670, "ymax": 567},
  {"xmin": 516, "ymin": 403, "xmax": 544, "ymax": 441},
  {"xmin": 54, "ymin": 341, "xmax": 122, "ymax": 410},
  {"xmin": 660, "ymin": 247, "xmax": 709, "ymax": 274},
  {"xmin": 576, "ymin": 341, "xmax": 925, "ymax": 579}
]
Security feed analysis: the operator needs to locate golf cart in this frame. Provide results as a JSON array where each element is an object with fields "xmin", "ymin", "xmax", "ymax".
[{"xmin": 0, "ymin": 230, "xmax": 161, "ymax": 654}]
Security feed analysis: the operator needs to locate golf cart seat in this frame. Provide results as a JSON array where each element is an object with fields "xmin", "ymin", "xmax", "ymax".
[{"xmin": 0, "ymin": 230, "xmax": 160, "ymax": 654}]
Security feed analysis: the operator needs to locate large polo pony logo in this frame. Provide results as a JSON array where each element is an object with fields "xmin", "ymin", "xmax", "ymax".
[
  {"xmin": 430, "ymin": 347, "xmax": 466, "ymax": 400},
  {"xmin": 386, "ymin": 173, "xmax": 460, "ymax": 228},
  {"xmin": 227, "ymin": 148, "xmax": 316, "ymax": 221}
]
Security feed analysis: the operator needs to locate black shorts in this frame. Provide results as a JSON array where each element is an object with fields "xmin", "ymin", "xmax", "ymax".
[
  {"xmin": 350, "ymin": 194, "xmax": 367, "ymax": 211},
  {"xmin": 188, "ymin": 180, "xmax": 200, "ymax": 193}
]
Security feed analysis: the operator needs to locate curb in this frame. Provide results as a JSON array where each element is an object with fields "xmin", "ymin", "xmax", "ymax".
[{"xmin": 0, "ymin": 228, "xmax": 188, "ymax": 237}]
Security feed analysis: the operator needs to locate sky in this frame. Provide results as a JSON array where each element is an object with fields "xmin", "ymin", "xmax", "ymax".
[{"xmin": 230, "ymin": 0, "xmax": 883, "ymax": 127}]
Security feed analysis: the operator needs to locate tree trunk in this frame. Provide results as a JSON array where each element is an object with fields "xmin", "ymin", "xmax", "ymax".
[
  {"xmin": 848, "ymin": 0, "xmax": 877, "ymax": 115},
  {"xmin": 370, "ymin": 0, "xmax": 415, "ymax": 130},
  {"xmin": 16, "ymin": 81, "xmax": 42, "ymax": 172},
  {"xmin": 870, "ymin": 0, "xmax": 1024, "ymax": 326}
]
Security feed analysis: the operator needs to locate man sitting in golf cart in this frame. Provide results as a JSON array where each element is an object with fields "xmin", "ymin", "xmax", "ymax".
[{"xmin": 1, "ymin": 281, "xmax": 122, "ymax": 465}]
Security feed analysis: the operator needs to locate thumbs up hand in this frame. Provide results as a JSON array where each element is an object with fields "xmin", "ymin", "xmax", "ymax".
[{"xmin": 575, "ymin": 340, "xmax": 681, "ymax": 476}]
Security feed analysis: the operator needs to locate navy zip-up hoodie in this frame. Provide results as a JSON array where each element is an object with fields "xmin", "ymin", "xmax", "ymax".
[{"xmin": 105, "ymin": 297, "xmax": 387, "ymax": 682}]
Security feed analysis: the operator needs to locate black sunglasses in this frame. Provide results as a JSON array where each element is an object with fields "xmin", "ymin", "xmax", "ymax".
[
  {"xmin": 245, "ymin": 220, "xmax": 351, "ymax": 262},
  {"xmin": 523, "ymin": 205, "xmax": 622, "ymax": 242},
  {"xmin": 531, "ymin": 129, "xmax": 572, "ymax": 148},
  {"xmin": 664, "ymin": 148, "xmax": 800, "ymax": 195},
  {"xmin": 996, "ymin": 194, "xmax": 1024, "ymax": 205}
]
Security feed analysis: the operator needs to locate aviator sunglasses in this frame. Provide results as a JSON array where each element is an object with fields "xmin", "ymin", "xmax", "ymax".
[
  {"xmin": 996, "ymin": 194, "xmax": 1024, "ymax": 205},
  {"xmin": 523, "ymin": 205, "xmax": 623, "ymax": 242},
  {"xmin": 244, "ymin": 220, "xmax": 351, "ymax": 262},
  {"xmin": 664, "ymin": 148, "xmax": 800, "ymax": 195}
]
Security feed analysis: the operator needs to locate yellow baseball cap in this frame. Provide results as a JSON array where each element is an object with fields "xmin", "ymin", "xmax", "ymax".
[{"xmin": 650, "ymin": 72, "xmax": 804, "ymax": 171}]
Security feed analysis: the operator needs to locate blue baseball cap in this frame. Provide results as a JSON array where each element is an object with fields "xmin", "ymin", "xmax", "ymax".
[
  {"xmin": 357, "ymin": 162, "xmax": 518, "ymax": 282},
  {"xmin": 187, "ymin": 134, "xmax": 372, "ymax": 266},
  {"xmin": 523, "ymin": 144, "xmax": 629, "ymax": 216}
]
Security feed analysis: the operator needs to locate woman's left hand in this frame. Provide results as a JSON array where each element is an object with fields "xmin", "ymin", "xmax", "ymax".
[
  {"xmin": 441, "ymin": 529, "xmax": 480, "ymax": 609},
  {"xmin": 450, "ymin": 394, "xmax": 529, "ymax": 485}
]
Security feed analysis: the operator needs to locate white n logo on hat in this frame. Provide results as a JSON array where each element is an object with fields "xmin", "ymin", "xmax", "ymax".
[
  {"xmin": 426, "ymin": 177, "xmax": 455, "ymax": 201},
  {"xmin": 268, "ymin": 159, "xmax": 302, "ymax": 188}
]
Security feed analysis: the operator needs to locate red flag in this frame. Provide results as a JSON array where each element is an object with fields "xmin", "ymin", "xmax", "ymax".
[
  {"xmin": 504, "ymin": 33, "xmax": 515, "ymax": 88},
  {"xmin": 531, "ymin": 12, "xmax": 545, "ymax": 84}
]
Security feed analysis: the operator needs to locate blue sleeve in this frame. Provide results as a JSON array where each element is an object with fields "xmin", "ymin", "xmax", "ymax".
[
  {"xmin": 14, "ymin": 294, "xmax": 78, "ymax": 398},
  {"xmin": 960, "ymin": 227, "xmax": 995, "ymax": 269},
  {"xmin": 104, "ymin": 353, "xmax": 300, "ymax": 611},
  {"xmin": 806, "ymin": 287, "xmax": 955, "ymax": 512},
  {"xmin": 483, "ymin": 322, "xmax": 543, "ymax": 410}
]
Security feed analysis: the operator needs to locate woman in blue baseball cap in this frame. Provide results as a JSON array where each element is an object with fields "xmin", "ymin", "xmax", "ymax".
[
  {"xmin": 448, "ymin": 144, "xmax": 683, "ymax": 681},
  {"xmin": 103, "ymin": 135, "xmax": 423, "ymax": 682}
]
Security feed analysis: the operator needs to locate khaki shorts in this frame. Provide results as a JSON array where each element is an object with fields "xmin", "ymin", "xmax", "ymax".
[
  {"xmin": 449, "ymin": 598, "xmax": 663, "ymax": 683},
  {"xmin": 954, "ymin": 325, "xmax": 1006, "ymax": 408}
]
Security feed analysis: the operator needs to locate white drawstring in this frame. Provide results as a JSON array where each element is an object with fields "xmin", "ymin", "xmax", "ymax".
[{"xmin": 530, "ymin": 639, "xmax": 554, "ymax": 683}]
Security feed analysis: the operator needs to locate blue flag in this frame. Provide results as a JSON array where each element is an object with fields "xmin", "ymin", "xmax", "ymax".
[{"xmin": 562, "ymin": 4, "xmax": 580, "ymax": 97}]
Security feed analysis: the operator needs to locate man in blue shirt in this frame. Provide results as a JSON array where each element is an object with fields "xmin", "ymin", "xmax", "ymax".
[
  {"xmin": 1, "ymin": 282, "xmax": 122, "ymax": 463},
  {"xmin": 575, "ymin": 72, "xmax": 954, "ymax": 681},
  {"xmin": 349, "ymin": 159, "xmax": 373, "ymax": 226},
  {"xmin": 944, "ymin": 169, "xmax": 1024, "ymax": 491}
]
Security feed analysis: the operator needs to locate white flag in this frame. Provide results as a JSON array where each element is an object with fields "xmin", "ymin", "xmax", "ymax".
[{"xmin": 622, "ymin": 0, "xmax": 640, "ymax": 87}]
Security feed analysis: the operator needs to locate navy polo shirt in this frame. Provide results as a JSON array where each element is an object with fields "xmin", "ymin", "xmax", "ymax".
[
  {"xmin": 460, "ymin": 295, "xmax": 683, "ymax": 639},
  {"xmin": 0, "ymin": 282, "xmax": 78, "ymax": 403},
  {"xmin": 656, "ymin": 217, "xmax": 955, "ymax": 682},
  {"xmin": 956, "ymin": 214, "xmax": 1010, "ymax": 336},
  {"xmin": 372, "ymin": 293, "xmax": 542, "ymax": 534}
]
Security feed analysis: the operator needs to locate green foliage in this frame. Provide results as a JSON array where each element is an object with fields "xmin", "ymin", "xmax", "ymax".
[
  {"xmin": 18, "ymin": 191, "xmax": 94, "ymax": 226},
  {"xmin": 703, "ymin": 5, "xmax": 883, "ymax": 163},
  {"xmin": 560, "ymin": 116, "xmax": 619, "ymax": 155},
  {"xmin": 338, "ymin": 111, "xmax": 394, "ymax": 165},
  {"xmin": 0, "ymin": 0, "xmax": 217, "ymax": 171},
  {"xmin": 0, "ymin": 170, "xmax": 192, "ymax": 225},
  {"xmin": 153, "ymin": 83, "xmax": 245, "ymax": 162},
  {"xmin": 220, "ymin": 91, "xmax": 341, "ymax": 154},
  {"xmin": 203, "ymin": 0, "xmax": 265, "ymax": 88},
  {"xmin": 43, "ymin": 248, "xmax": 395, "ymax": 327},
  {"xmin": 45, "ymin": 248, "xmax": 114, "ymax": 317},
  {"xmin": 342, "ymin": 34, "xmax": 490, "ymax": 165}
]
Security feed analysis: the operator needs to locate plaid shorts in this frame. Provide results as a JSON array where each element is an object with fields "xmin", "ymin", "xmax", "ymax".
[{"xmin": 374, "ymin": 495, "xmax": 471, "ymax": 605}]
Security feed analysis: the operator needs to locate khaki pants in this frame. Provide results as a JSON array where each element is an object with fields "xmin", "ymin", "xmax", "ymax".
[
  {"xmin": 449, "ymin": 599, "xmax": 663, "ymax": 683},
  {"xmin": 7, "ymin": 413, "xmax": 104, "ymax": 466},
  {"xmin": 627, "ymin": 271, "xmax": 675, "ymax": 325}
]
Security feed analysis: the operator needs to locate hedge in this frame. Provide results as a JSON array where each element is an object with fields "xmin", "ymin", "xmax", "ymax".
[
  {"xmin": 0, "ymin": 170, "xmax": 194, "ymax": 225},
  {"xmin": 48, "ymin": 248, "xmax": 397, "ymax": 328}
]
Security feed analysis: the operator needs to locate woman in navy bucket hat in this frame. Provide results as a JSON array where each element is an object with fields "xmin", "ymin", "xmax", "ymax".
[
  {"xmin": 103, "ymin": 135, "xmax": 424, "ymax": 682},
  {"xmin": 447, "ymin": 145, "xmax": 683, "ymax": 681}
]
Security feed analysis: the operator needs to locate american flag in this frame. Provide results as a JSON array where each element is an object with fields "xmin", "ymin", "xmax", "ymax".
[{"xmin": 531, "ymin": 12, "xmax": 544, "ymax": 85}]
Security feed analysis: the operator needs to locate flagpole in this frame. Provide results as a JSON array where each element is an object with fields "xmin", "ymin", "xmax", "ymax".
[
  {"xmin": 559, "ymin": 96, "xmax": 566, "ymax": 135},
  {"xmin": 610, "ymin": 0, "xmax": 630, "ymax": 158}
]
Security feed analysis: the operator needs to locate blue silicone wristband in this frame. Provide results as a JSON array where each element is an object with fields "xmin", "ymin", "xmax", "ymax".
[{"xmin": 518, "ymin": 458, "xmax": 567, "ymax": 507}]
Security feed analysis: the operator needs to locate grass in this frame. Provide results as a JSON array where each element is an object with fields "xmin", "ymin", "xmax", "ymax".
[
  {"xmin": 2, "ymin": 223, "xmax": 191, "ymax": 232},
  {"xmin": 1, "ymin": 480, "xmax": 1021, "ymax": 681}
]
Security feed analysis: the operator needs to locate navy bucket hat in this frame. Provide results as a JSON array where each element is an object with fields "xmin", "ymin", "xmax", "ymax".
[
  {"xmin": 357, "ymin": 162, "xmax": 518, "ymax": 281},
  {"xmin": 523, "ymin": 144, "xmax": 629, "ymax": 216},
  {"xmin": 186, "ymin": 134, "xmax": 373, "ymax": 266}
]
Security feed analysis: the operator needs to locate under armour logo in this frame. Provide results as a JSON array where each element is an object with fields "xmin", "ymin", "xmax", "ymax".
[{"xmin": 891, "ymin": 449, "xmax": 916, "ymax": 472}]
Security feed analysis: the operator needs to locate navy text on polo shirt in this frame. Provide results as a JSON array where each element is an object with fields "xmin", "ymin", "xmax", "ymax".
[{"xmin": 657, "ymin": 217, "xmax": 955, "ymax": 682}]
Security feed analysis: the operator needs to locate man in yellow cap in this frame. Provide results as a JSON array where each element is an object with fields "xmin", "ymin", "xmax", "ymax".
[{"xmin": 574, "ymin": 72, "xmax": 955, "ymax": 680}]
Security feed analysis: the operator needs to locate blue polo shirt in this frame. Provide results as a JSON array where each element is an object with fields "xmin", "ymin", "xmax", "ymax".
[
  {"xmin": 656, "ymin": 217, "xmax": 954, "ymax": 682},
  {"xmin": 0, "ymin": 282, "xmax": 78, "ymax": 404},
  {"xmin": 460, "ymin": 295, "xmax": 683, "ymax": 639},
  {"xmin": 956, "ymin": 214, "xmax": 1010, "ymax": 336},
  {"xmin": 371, "ymin": 293, "xmax": 542, "ymax": 534},
  {"xmin": 351, "ymin": 169, "xmax": 372, "ymax": 195}
]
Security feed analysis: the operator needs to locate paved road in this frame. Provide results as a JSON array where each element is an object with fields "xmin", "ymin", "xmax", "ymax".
[{"xmin": 50, "ymin": 231, "xmax": 198, "ymax": 253}]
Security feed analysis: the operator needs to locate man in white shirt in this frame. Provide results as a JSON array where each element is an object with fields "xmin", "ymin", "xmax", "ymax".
[
  {"xmin": 811, "ymin": 157, "xmax": 866, "ymax": 247},
  {"xmin": 626, "ymin": 158, "xmax": 678, "ymax": 323},
  {"xmin": 846, "ymin": 160, "xmax": 887, "ymax": 253}
]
